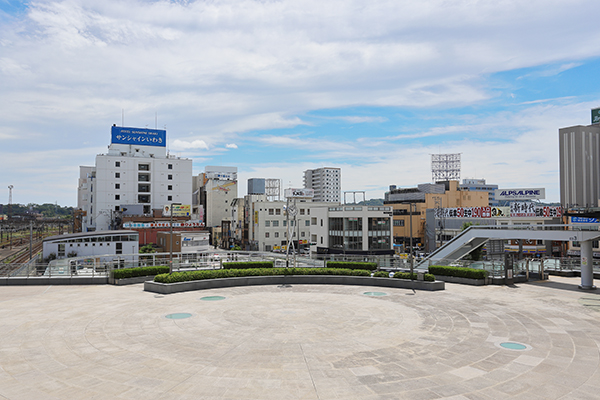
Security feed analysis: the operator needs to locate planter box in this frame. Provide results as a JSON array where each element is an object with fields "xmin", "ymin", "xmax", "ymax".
[
  {"xmin": 0, "ymin": 276, "xmax": 109, "ymax": 285},
  {"xmin": 144, "ymin": 275, "xmax": 445, "ymax": 294},
  {"xmin": 109, "ymin": 275, "xmax": 158, "ymax": 286},
  {"xmin": 435, "ymin": 275, "xmax": 486, "ymax": 286}
]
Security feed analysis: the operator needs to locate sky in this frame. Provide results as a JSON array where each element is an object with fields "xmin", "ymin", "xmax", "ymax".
[{"xmin": 1, "ymin": 0, "xmax": 600, "ymax": 207}]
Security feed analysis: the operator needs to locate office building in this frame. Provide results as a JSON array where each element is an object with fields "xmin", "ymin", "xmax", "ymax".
[
  {"xmin": 460, "ymin": 179, "xmax": 499, "ymax": 206},
  {"xmin": 193, "ymin": 166, "xmax": 238, "ymax": 228},
  {"xmin": 309, "ymin": 205, "xmax": 393, "ymax": 256},
  {"xmin": 77, "ymin": 126, "xmax": 193, "ymax": 231},
  {"xmin": 303, "ymin": 167, "xmax": 341, "ymax": 202},
  {"xmin": 559, "ymin": 122, "xmax": 600, "ymax": 207}
]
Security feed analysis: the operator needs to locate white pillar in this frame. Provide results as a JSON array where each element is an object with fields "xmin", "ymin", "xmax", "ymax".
[{"xmin": 579, "ymin": 240, "xmax": 596, "ymax": 290}]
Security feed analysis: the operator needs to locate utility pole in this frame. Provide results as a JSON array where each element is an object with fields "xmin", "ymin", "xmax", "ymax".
[{"xmin": 8, "ymin": 185, "xmax": 13, "ymax": 218}]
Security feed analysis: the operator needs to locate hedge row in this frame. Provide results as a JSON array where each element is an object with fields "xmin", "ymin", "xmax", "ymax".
[
  {"xmin": 222, "ymin": 261, "xmax": 274, "ymax": 269},
  {"xmin": 112, "ymin": 266, "xmax": 170, "ymax": 279},
  {"xmin": 428, "ymin": 265, "xmax": 488, "ymax": 280},
  {"xmin": 372, "ymin": 271, "xmax": 435, "ymax": 281},
  {"xmin": 154, "ymin": 267, "xmax": 371, "ymax": 284},
  {"xmin": 326, "ymin": 261, "xmax": 378, "ymax": 271}
]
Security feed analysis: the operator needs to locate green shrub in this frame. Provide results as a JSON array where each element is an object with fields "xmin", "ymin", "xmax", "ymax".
[
  {"xmin": 326, "ymin": 261, "xmax": 377, "ymax": 271},
  {"xmin": 112, "ymin": 266, "xmax": 170, "ymax": 279},
  {"xmin": 373, "ymin": 271, "xmax": 390, "ymax": 278},
  {"xmin": 222, "ymin": 261, "xmax": 274, "ymax": 269},
  {"xmin": 428, "ymin": 265, "xmax": 487, "ymax": 280},
  {"xmin": 154, "ymin": 267, "xmax": 372, "ymax": 284},
  {"xmin": 392, "ymin": 272, "xmax": 435, "ymax": 282}
]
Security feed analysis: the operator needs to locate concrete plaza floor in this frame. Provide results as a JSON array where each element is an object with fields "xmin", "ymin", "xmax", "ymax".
[{"xmin": 0, "ymin": 277, "xmax": 599, "ymax": 400}]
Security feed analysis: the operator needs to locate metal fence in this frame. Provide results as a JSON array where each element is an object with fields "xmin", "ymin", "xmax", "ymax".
[{"xmin": 3, "ymin": 250, "xmax": 595, "ymax": 280}]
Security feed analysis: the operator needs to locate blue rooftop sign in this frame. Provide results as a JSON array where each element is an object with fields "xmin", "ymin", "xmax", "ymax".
[{"xmin": 111, "ymin": 126, "xmax": 166, "ymax": 147}]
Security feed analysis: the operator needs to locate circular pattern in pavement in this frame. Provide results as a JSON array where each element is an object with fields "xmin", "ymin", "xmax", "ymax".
[{"xmin": 0, "ymin": 280, "xmax": 599, "ymax": 400}]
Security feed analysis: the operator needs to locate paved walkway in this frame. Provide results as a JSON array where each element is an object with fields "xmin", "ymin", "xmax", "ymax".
[{"xmin": 0, "ymin": 277, "xmax": 599, "ymax": 399}]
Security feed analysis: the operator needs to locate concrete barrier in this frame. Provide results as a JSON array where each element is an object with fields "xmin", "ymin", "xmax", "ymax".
[
  {"xmin": 144, "ymin": 275, "xmax": 445, "ymax": 294},
  {"xmin": 0, "ymin": 276, "xmax": 109, "ymax": 285}
]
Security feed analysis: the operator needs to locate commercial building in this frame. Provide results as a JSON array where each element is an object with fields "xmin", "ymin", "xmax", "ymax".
[
  {"xmin": 460, "ymin": 179, "xmax": 499, "ymax": 206},
  {"xmin": 303, "ymin": 167, "xmax": 341, "ymax": 203},
  {"xmin": 241, "ymin": 194, "xmax": 332, "ymax": 252},
  {"xmin": 77, "ymin": 126, "xmax": 193, "ymax": 231},
  {"xmin": 384, "ymin": 180, "xmax": 489, "ymax": 252},
  {"xmin": 309, "ymin": 205, "xmax": 393, "ymax": 256},
  {"xmin": 425, "ymin": 203, "xmax": 563, "ymax": 256},
  {"xmin": 193, "ymin": 166, "xmax": 238, "ymax": 229},
  {"xmin": 559, "ymin": 117, "xmax": 600, "ymax": 208},
  {"xmin": 42, "ymin": 230, "xmax": 139, "ymax": 262}
]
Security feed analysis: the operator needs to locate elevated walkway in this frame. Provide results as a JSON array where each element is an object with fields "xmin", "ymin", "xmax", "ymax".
[{"xmin": 418, "ymin": 225, "xmax": 600, "ymax": 290}]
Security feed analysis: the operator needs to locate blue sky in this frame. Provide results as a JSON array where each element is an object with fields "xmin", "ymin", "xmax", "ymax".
[{"xmin": 1, "ymin": 0, "xmax": 600, "ymax": 207}]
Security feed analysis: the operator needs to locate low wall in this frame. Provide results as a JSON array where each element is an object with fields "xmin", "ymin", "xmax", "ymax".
[
  {"xmin": 0, "ymin": 276, "xmax": 109, "ymax": 285},
  {"xmin": 436, "ymin": 275, "xmax": 486, "ymax": 286},
  {"xmin": 109, "ymin": 275, "xmax": 158, "ymax": 286},
  {"xmin": 144, "ymin": 275, "xmax": 445, "ymax": 294}
]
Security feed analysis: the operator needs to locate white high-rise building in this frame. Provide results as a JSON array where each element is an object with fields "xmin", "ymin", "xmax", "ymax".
[
  {"xmin": 78, "ymin": 126, "xmax": 193, "ymax": 231},
  {"xmin": 303, "ymin": 167, "xmax": 341, "ymax": 203}
]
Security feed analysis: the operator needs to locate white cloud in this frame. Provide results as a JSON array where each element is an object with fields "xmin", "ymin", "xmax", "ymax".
[
  {"xmin": 225, "ymin": 143, "xmax": 238, "ymax": 149},
  {"xmin": 170, "ymin": 139, "xmax": 209, "ymax": 151},
  {"xmin": 1, "ymin": 0, "xmax": 600, "ymax": 204}
]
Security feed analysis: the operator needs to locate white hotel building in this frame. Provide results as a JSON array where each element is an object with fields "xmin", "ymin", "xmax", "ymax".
[{"xmin": 78, "ymin": 126, "xmax": 193, "ymax": 231}]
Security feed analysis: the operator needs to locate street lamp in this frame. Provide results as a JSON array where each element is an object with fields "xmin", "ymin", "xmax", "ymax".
[{"xmin": 169, "ymin": 202, "xmax": 182, "ymax": 274}]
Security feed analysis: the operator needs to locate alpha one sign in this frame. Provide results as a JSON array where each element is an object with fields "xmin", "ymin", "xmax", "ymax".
[{"xmin": 495, "ymin": 188, "xmax": 545, "ymax": 200}]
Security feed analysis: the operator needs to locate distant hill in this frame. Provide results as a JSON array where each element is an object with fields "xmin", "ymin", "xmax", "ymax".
[{"xmin": 350, "ymin": 199, "xmax": 384, "ymax": 206}]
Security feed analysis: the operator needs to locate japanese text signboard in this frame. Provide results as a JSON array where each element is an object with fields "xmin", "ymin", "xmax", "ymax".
[{"xmin": 111, "ymin": 126, "xmax": 166, "ymax": 147}]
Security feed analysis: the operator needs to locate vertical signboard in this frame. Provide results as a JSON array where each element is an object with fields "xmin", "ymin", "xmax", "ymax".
[{"xmin": 592, "ymin": 108, "xmax": 600, "ymax": 124}]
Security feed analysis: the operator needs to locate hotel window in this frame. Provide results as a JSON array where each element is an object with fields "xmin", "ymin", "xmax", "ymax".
[
  {"xmin": 115, "ymin": 183, "xmax": 120, "ymax": 189},
  {"xmin": 115, "ymin": 195, "xmax": 120, "ymax": 200},
  {"xmin": 168, "ymin": 174, "xmax": 173, "ymax": 180},
  {"xmin": 168, "ymin": 185, "xmax": 172, "ymax": 190},
  {"xmin": 168, "ymin": 164, "xmax": 173, "ymax": 169},
  {"xmin": 115, "ymin": 161, "xmax": 120, "ymax": 167},
  {"xmin": 168, "ymin": 195, "xmax": 172, "ymax": 201},
  {"xmin": 115, "ymin": 172, "xmax": 120, "ymax": 178}
]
